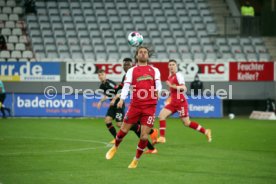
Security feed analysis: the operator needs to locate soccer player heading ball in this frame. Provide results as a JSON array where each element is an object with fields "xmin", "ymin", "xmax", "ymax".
[{"xmin": 105, "ymin": 46, "xmax": 162, "ymax": 168}]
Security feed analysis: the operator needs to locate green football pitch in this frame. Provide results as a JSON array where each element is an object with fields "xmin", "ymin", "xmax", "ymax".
[{"xmin": 0, "ymin": 118, "xmax": 276, "ymax": 184}]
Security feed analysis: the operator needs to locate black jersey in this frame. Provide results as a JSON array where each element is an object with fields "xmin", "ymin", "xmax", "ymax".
[
  {"xmin": 99, "ymin": 79, "xmax": 117, "ymax": 100},
  {"xmin": 115, "ymin": 74, "xmax": 126, "ymax": 94}
]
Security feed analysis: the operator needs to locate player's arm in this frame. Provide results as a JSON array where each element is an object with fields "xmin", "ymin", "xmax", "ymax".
[
  {"xmin": 167, "ymin": 72, "xmax": 187, "ymax": 92},
  {"xmin": 110, "ymin": 93, "xmax": 121, "ymax": 106},
  {"xmin": 97, "ymin": 95, "xmax": 107, "ymax": 109},
  {"xmin": 154, "ymin": 67, "xmax": 162, "ymax": 98},
  {"xmin": 117, "ymin": 68, "xmax": 133, "ymax": 108}
]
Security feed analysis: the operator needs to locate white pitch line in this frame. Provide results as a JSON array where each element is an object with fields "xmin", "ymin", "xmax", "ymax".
[{"xmin": 0, "ymin": 136, "xmax": 110, "ymax": 156}]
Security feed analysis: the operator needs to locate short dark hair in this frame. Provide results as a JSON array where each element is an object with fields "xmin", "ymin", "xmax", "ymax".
[
  {"xmin": 97, "ymin": 69, "xmax": 105, "ymax": 74},
  {"xmin": 168, "ymin": 59, "xmax": 177, "ymax": 64},
  {"xmin": 123, "ymin": 58, "xmax": 132, "ymax": 63}
]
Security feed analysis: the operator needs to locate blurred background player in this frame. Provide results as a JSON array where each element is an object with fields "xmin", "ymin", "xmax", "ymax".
[
  {"xmin": 111, "ymin": 57, "xmax": 158, "ymax": 154},
  {"xmin": 0, "ymin": 80, "xmax": 11, "ymax": 118},
  {"xmin": 105, "ymin": 46, "xmax": 162, "ymax": 168},
  {"xmin": 190, "ymin": 74, "xmax": 204, "ymax": 96},
  {"xmin": 97, "ymin": 69, "xmax": 124, "ymax": 143},
  {"xmin": 265, "ymin": 98, "xmax": 276, "ymax": 114},
  {"xmin": 157, "ymin": 59, "xmax": 212, "ymax": 143}
]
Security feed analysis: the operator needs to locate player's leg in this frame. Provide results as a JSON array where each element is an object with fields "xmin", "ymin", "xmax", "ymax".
[
  {"xmin": 129, "ymin": 123, "xmax": 157, "ymax": 153},
  {"xmin": 128, "ymin": 124, "xmax": 152, "ymax": 168},
  {"xmin": 105, "ymin": 115, "xmax": 116, "ymax": 138},
  {"xmin": 0, "ymin": 94, "xmax": 6, "ymax": 118},
  {"xmin": 128, "ymin": 105, "xmax": 156, "ymax": 168},
  {"xmin": 181, "ymin": 117, "xmax": 212, "ymax": 142},
  {"xmin": 106, "ymin": 105, "xmax": 140, "ymax": 160},
  {"xmin": 149, "ymin": 127, "xmax": 158, "ymax": 144},
  {"xmin": 157, "ymin": 107, "xmax": 173, "ymax": 143},
  {"xmin": 178, "ymin": 101, "xmax": 211, "ymax": 142},
  {"xmin": 105, "ymin": 122, "xmax": 133, "ymax": 160},
  {"xmin": 105, "ymin": 106, "xmax": 117, "ymax": 142}
]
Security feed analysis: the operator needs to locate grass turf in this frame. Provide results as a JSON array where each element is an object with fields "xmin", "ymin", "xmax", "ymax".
[{"xmin": 0, "ymin": 118, "xmax": 276, "ymax": 184}]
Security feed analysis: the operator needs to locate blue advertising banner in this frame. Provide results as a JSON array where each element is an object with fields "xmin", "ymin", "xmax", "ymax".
[
  {"xmin": 13, "ymin": 94, "xmax": 83, "ymax": 117},
  {"xmin": 84, "ymin": 96, "xmax": 222, "ymax": 118},
  {"xmin": 187, "ymin": 96, "xmax": 222, "ymax": 118},
  {"xmin": 1, "ymin": 93, "xmax": 13, "ymax": 116},
  {"xmin": 0, "ymin": 62, "xmax": 61, "ymax": 81},
  {"xmin": 4, "ymin": 94, "xmax": 222, "ymax": 118},
  {"xmin": 85, "ymin": 97, "xmax": 131, "ymax": 117}
]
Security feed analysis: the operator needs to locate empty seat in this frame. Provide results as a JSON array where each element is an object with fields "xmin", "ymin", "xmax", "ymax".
[
  {"xmin": 259, "ymin": 53, "xmax": 271, "ymax": 61},
  {"xmin": 255, "ymin": 45, "xmax": 267, "ymax": 53},
  {"xmin": 0, "ymin": 0, "xmax": 6, "ymax": 7},
  {"xmin": 22, "ymin": 51, "xmax": 34, "ymax": 59},
  {"xmin": 0, "ymin": 51, "xmax": 10, "ymax": 58},
  {"xmin": 2, "ymin": 7, "xmax": 12, "ymax": 14},
  {"xmin": 243, "ymin": 45, "xmax": 255, "ymax": 53},
  {"xmin": 8, "ymin": 35, "xmax": 18, "ymax": 43},
  {"xmin": 11, "ymin": 51, "xmax": 22, "ymax": 58},
  {"xmin": 7, "ymin": 43, "xmax": 14, "ymax": 50},
  {"xmin": 1, "ymin": 28, "xmax": 11, "ymax": 36},
  {"xmin": 0, "ymin": 13, "xmax": 9, "ymax": 21},
  {"xmin": 9, "ymin": 14, "xmax": 19, "ymax": 21},
  {"xmin": 235, "ymin": 53, "xmax": 246, "ymax": 61},
  {"xmin": 246, "ymin": 53, "xmax": 258, "ymax": 61},
  {"xmin": 12, "ymin": 28, "xmax": 22, "ymax": 36},
  {"xmin": 19, "ymin": 35, "xmax": 28, "ymax": 44},
  {"xmin": 13, "ymin": 7, "xmax": 23, "ymax": 14},
  {"xmin": 6, "ymin": 0, "xmax": 16, "ymax": 7},
  {"xmin": 231, "ymin": 45, "xmax": 242, "ymax": 53},
  {"xmin": 15, "ymin": 43, "xmax": 26, "ymax": 51}
]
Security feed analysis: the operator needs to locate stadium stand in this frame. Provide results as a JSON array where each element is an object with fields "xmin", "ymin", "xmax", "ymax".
[
  {"xmin": 0, "ymin": 0, "xmax": 32, "ymax": 61},
  {"xmin": 0, "ymin": 0, "xmax": 273, "ymax": 62}
]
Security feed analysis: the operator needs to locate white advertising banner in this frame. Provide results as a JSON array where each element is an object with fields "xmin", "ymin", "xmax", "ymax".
[
  {"xmin": 66, "ymin": 62, "xmax": 124, "ymax": 82},
  {"xmin": 66, "ymin": 62, "xmax": 230, "ymax": 82},
  {"xmin": 178, "ymin": 62, "xmax": 229, "ymax": 82}
]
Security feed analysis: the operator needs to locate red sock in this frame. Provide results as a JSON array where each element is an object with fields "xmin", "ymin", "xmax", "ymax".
[
  {"xmin": 159, "ymin": 120, "xmax": 166, "ymax": 137},
  {"xmin": 115, "ymin": 129, "xmax": 127, "ymax": 147},
  {"xmin": 189, "ymin": 121, "xmax": 206, "ymax": 134},
  {"xmin": 136, "ymin": 139, "xmax": 148, "ymax": 159}
]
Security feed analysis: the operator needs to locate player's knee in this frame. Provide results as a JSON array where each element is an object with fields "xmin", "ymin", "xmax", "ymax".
[
  {"xmin": 159, "ymin": 114, "xmax": 166, "ymax": 120},
  {"xmin": 181, "ymin": 118, "xmax": 190, "ymax": 126},
  {"xmin": 116, "ymin": 122, "xmax": 122, "ymax": 128},
  {"xmin": 140, "ymin": 134, "xmax": 148, "ymax": 141},
  {"xmin": 104, "ymin": 117, "xmax": 112, "ymax": 124},
  {"xmin": 183, "ymin": 120, "xmax": 190, "ymax": 127}
]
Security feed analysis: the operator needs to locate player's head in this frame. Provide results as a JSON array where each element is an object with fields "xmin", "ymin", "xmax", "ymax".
[
  {"xmin": 168, "ymin": 59, "xmax": 177, "ymax": 74},
  {"xmin": 97, "ymin": 69, "xmax": 106, "ymax": 82},
  {"xmin": 123, "ymin": 58, "xmax": 133, "ymax": 72},
  {"xmin": 245, "ymin": 1, "xmax": 250, "ymax": 6},
  {"xmin": 135, "ymin": 46, "xmax": 153, "ymax": 64},
  {"xmin": 194, "ymin": 74, "xmax": 199, "ymax": 81}
]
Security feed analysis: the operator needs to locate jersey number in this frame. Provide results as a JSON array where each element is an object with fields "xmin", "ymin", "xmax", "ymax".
[
  {"xmin": 178, "ymin": 107, "xmax": 185, "ymax": 117},
  {"xmin": 147, "ymin": 116, "xmax": 155, "ymax": 125},
  {"xmin": 115, "ymin": 113, "xmax": 123, "ymax": 121}
]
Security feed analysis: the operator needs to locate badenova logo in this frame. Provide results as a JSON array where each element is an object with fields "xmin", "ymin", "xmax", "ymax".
[{"xmin": 17, "ymin": 96, "xmax": 74, "ymax": 108}]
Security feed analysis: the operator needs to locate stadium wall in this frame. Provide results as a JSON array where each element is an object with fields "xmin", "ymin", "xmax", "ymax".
[{"xmin": 4, "ymin": 81, "xmax": 276, "ymax": 100}]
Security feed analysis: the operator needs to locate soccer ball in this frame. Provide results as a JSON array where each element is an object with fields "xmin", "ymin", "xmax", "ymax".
[
  {"xmin": 128, "ymin": 32, "xmax": 143, "ymax": 47},
  {"xmin": 228, "ymin": 113, "xmax": 235, "ymax": 119}
]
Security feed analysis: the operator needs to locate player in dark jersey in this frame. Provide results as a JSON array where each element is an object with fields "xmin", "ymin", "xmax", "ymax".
[{"xmin": 97, "ymin": 69, "xmax": 125, "ymax": 143}]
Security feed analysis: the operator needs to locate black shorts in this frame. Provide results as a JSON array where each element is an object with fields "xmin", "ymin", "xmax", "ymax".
[
  {"xmin": 0, "ymin": 93, "xmax": 6, "ymax": 103},
  {"xmin": 106, "ymin": 104, "xmax": 125, "ymax": 122}
]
